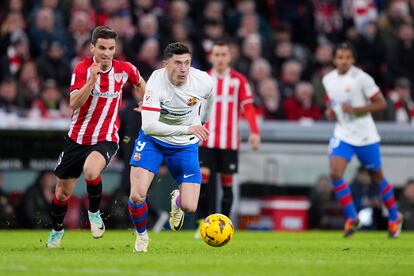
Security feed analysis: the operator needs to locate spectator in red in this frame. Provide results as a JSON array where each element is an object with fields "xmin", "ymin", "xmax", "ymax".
[
  {"xmin": 0, "ymin": 30, "xmax": 30, "ymax": 82},
  {"xmin": 283, "ymin": 81, "xmax": 322, "ymax": 122},
  {"xmin": 257, "ymin": 78, "xmax": 284, "ymax": 120},
  {"xmin": 384, "ymin": 77, "xmax": 414, "ymax": 123}
]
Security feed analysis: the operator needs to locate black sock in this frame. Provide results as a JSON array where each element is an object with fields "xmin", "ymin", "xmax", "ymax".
[
  {"xmin": 221, "ymin": 186, "xmax": 233, "ymax": 217},
  {"xmin": 50, "ymin": 196, "xmax": 68, "ymax": 231},
  {"xmin": 86, "ymin": 177, "xmax": 102, "ymax": 213},
  {"xmin": 197, "ymin": 183, "xmax": 209, "ymax": 220}
]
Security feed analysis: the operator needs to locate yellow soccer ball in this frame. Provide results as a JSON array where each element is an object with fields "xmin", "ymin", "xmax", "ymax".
[{"xmin": 199, "ymin": 214, "xmax": 234, "ymax": 247}]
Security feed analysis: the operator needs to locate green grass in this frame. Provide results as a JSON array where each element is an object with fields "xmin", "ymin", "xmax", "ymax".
[{"xmin": 0, "ymin": 230, "xmax": 413, "ymax": 275}]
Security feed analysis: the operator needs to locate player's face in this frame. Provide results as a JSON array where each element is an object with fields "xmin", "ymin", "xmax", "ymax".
[
  {"xmin": 333, "ymin": 49, "xmax": 354, "ymax": 74},
  {"xmin": 164, "ymin": 53, "xmax": 191, "ymax": 86},
  {"xmin": 91, "ymin": 38, "xmax": 116, "ymax": 70},
  {"xmin": 210, "ymin": 45, "xmax": 231, "ymax": 73}
]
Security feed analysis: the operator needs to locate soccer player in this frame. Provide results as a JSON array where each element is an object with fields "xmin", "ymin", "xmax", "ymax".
[
  {"xmin": 322, "ymin": 43, "xmax": 402, "ymax": 238},
  {"xmin": 46, "ymin": 26, "xmax": 145, "ymax": 248},
  {"xmin": 128, "ymin": 42, "xmax": 214, "ymax": 252},
  {"xmin": 198, "ymin": 41, "xmax": 261, "ymax": 219}
]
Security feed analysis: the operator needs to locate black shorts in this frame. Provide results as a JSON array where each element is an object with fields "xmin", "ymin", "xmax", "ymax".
[
  {"xmin": 199, "ymin": 147, "xmax": 238, "ymax": 174},
  {"xmin": 54, "ymin": 136, "xmax": 119, "ymax": 179}
]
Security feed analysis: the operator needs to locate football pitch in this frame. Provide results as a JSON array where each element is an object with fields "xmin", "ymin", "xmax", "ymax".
[{"xmin": 0, "ymin": 230, "xmax": 413, "ymax": 275}]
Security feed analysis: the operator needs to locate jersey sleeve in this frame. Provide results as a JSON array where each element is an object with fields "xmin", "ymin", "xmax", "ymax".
[
  {"xmin": 69, "ymin": 63, "xmax": 87, "ymax": 93},
  {"xmin": 361, "ymin": 73, "xmax": 380, "ymax": 99},
  {"xmin": 142, "ymin": 72, "xmax": 161, "ymax": 111},
  {"xmin": 238, "ymin": 75, "xmax": 254, "ymax": 108},
  {"xmin": 124, "ymin": 62, "xmax": 141, "ymax": 85}
]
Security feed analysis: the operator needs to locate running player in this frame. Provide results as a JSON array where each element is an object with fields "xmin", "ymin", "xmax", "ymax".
[
  {"xmin": 46, "ymin": 26, "xmax": 145, "ymax": 248},
  {"xmin": 127, "ymin": 42, "xmax": 214, "ymax": 252},
  {"xmin": 198, "ymin": 41, "xmax": 261, "ymax": 219},
  {"xmin": 322, "ymin": 43, "xmax": 402, "ymax": 238}
]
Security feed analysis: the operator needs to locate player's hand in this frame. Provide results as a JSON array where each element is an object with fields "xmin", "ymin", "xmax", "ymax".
[
  {"xmin": 248, "ymin": 133, "xmax": 261, "ymax": 151},
  {"xmin": 325, "ymin": 108, "xmax": 336, "ymax": 120},
  {"xmin": 188, "ymin": 125, "xmax": 209, "ymax": 141},
  {"xmin": 133, "ymin": 102, "xmax": 143, "ymax": 113},
  {"xmin": 89, "ymin": 62, "xmax": 101, "ymax": 83},
  {"xmin": 341, "ymin": 102, "xmax": 354, "ymax": 113}
]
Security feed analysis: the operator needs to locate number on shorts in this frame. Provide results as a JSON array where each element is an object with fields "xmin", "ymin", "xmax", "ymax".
[{"xmin": 135, "ymin": 141, "xmax": 146, "ymax": 152}]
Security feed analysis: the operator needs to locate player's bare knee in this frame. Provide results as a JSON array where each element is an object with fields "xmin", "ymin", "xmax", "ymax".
[
  {"xmin": 330, "ymin": 171, "xmax": 342, "ymax": 181},
  {"xmin": 55, "ymin": 188, "xmax": 71, "ymax": 201},
  {"xmin": 83, "ymin": 165, "xmax": 100, "ymax": 181}
]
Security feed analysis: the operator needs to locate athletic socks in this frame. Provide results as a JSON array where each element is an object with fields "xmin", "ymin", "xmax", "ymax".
[
  {"xmin": 50, "ymin": 195, "xmax": 68, "ymax": 231},
  {"xmin": 86, "ymin": 175, "xmax": 102, "ymax": 213},
  {"xmin": 332, "ymin": 179, "xmax": 358, "ymax": 220},
  {"xmin": 378, "ymin": 179, "xmax": 398, "ymax": 221},
  {"xmin": 128, "ymin": 198, "xmax": 148, "ymax": 233}
]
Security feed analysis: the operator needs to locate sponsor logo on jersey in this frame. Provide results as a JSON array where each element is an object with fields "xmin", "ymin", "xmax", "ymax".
[
  {"xmin": 91, "ymin": 89, "xmax": 119, "ymax": 98},
  {"xmin": 187, "ymin": 97, "xmax": 198, "ymax": 106}
]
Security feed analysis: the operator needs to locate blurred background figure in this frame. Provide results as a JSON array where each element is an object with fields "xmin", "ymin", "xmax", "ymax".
[
  {"xmin": 398, "ymin": 179, "xmax": 414, "ymax": 230},
  {"xmin": 308, "ymin": 175, "xmax": 343, "ymax": 230},
  {"xmin": 283, "ymin": 81, "xmax": 322, "ymax": 122},
  {"xmin": 0, "ymin": 171, "xmax": 15, "ymax": 228},
  {"xmin": 17, "ymin": 170, "xmax": 56, "ymax": 228},
  {"xmin": 384, "ymin": 77, "xmax": 414, "ymax": 123}
]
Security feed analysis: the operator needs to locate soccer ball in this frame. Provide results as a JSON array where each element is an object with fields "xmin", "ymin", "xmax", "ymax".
[{"xmin": 199, "ymin": 213, "xmax": 234, "ymax": 247}]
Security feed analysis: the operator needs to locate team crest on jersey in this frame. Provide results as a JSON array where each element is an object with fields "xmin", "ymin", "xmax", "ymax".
[
  {"xmin": 114, "ymin": 73, "xmax": 123, "ymax": 83},
  {"xmin": 187, "ymin": 97, "xmax": 198, "ymax": 106},
  {"xmin": 133, "ymin": 153, "xmax": 141, "ymax": 161}
]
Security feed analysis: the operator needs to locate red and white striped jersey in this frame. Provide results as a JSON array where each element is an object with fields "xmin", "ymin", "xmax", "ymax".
[
  {"xmin": 68, "ymin": 57, "xmax": 140, "ymax": 145},
  {"xmin": 201, "ymin": 69, "xmax": 254, "ymax": 150}
]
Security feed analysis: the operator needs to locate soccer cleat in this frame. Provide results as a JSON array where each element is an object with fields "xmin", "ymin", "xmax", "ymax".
[
  {"xmin": 388, "ymin": 212, "xmax": 403, "ymax": 238},
  {"xmin": 169, "ymin": 189, "xmax": 184, "ymax": 231},
  {"xmin": 133, "ymin": 232, "xmax": 149, "ymax": 253},
  {"xmin": 46, "ymin": 229, "xmax": 64, "ymax": 248},
  {"xmin": 88, "ymin": 210, "xmax": 105, "ymax": 239},
  {"xmin": 343, "ymin": 218, "xmax": 359, "ymax": 238}
]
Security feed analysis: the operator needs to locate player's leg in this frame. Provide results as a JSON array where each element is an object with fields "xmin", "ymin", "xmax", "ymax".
[
  {"xmin": 217, "ymin": 149, "xmax": 238, "ymax": 217},
  {"xmin": 356, "ymin": 143, "xmax": 402, "ymax": 238},
  {"xmin": 47, "ymin": 177, "xmax": 77, "ymax": 248},
  {"xmin": 197, "ymin": 147, "xmax": 214, "ymax": 221},
  {"xmin": 166, "ymin": 142, "xmax": 201, "ymax": 231},
  {"xmin": 83, "ymin": 142, "xmax": 118, "ymax": 238},
  {"xmin": 329, "ymin": 138, "xmax": 359, "ymax": 237},
  {"xmin": 128, "ymin": 132, "xmax": 163, "ymax": 252},
  {"xmin": 47, "ymin": 137, "xmax": 85, "ymax": 248}
]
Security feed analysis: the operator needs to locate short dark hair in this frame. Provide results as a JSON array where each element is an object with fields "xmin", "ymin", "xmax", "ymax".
[
  {"xmin": 212, "ymin": 40, "xmax": 228, "ymax": 47},
  {"xmin": 333, "ymin": 42, "xmax": 355, "ymax": 57},
  {"xmin": 91, "ymin": 26, "xmax": 118, "ymax": 45},
  {"xmin": 163, "ymin": 42, "xmax": 191, "ymax": 59}
]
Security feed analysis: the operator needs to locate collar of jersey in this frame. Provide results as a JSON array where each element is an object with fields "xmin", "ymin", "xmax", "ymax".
[{"xmin": 211, "ymin": 68, "xmax": 231, "ymax": 78}]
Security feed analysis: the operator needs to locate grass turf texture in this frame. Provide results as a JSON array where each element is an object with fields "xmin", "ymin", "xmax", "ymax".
[{"xmin": 0, "ymin": 230, "xmax": 413, "ymax": 275}]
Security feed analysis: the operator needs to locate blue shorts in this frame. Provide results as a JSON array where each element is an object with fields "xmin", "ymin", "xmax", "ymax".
[
  {"xmin": 129, "ymin": 130, "xmax": 201, "ymax": 184},
  {"xmin": 329, "ymin": 137, "xmax": 382, "ymax": 171}
]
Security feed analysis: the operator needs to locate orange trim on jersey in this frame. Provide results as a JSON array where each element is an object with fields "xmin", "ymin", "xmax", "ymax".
[
  {"xmin": 369, "ymin": 91, "xmax": 381, "ymax": 99},
  {"xmin": 142, "ymin": 106, "xmax": 161, "ymax": 112}
]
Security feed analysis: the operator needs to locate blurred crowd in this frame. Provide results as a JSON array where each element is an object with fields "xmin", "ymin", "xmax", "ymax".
[{"xmin": 1, "ymin": 0, "xmax": 414, "ymax": 123}]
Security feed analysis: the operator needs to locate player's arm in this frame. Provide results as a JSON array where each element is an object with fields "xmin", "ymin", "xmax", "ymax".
[
  {"xmin": 239, "ymin": 76, "xmax": 260, "ymax": 151},
  {"xmin": 342, "ymin": 92, "xmax": 386, "ymax": 114},
  {"xmin": 201, "ymin": 88, "xmax": 214, "ymax": 124},
  {"xmin": 69, "ymin": 62, "xmax": 100, "ymax": 110},
  {"xmin": 132, "ymin": 79, "xmax": 146, "ymax": 113},
  {"xmin": 242, "ymin": 102, "xmax": 261, "ymax": 151},
  {"xmin": 141, "ymin": 108, "xmax": 209, "ymax": 141}
]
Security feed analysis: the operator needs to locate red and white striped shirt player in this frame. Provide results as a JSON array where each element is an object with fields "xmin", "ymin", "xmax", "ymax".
[
  {"xmin": 68, "ymin": 57, "xmax": 141, "ymax": 145},
  {"xmin": 201, "ymin": 69, "xmax": 259, "ymax": 150}
]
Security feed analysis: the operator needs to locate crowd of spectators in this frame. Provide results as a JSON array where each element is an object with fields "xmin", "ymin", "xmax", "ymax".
[{"xmin": 1, "ymin": 0, "xmax": 414, "ymax": 123}]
